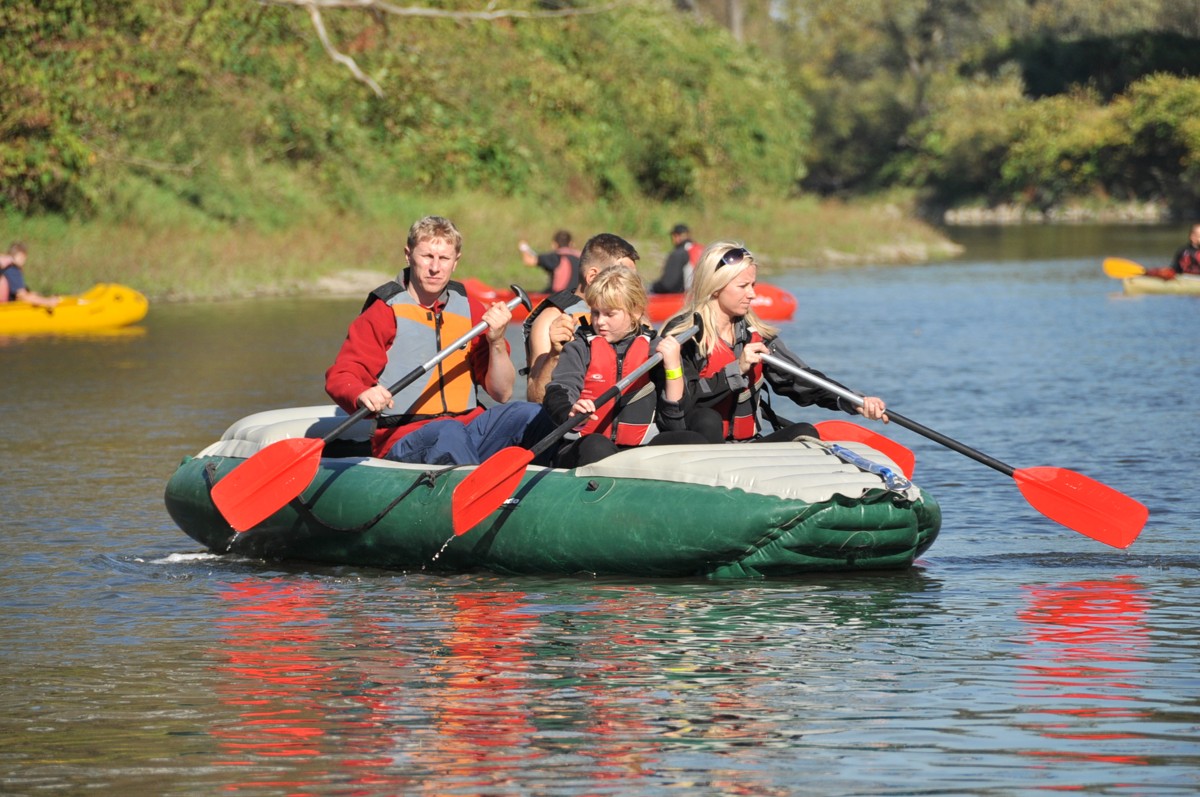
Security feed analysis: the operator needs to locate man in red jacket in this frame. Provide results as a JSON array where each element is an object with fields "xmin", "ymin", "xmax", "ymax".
[{"xmin": 325, "ymin": 215, "xmax": 549, "ymax": 465}]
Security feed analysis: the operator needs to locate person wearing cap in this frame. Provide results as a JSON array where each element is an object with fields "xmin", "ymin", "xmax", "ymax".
[
  {"xmin": 651, "ymin": 223, "xmax": 701, "ymax": 295},
  {"xmin": 659, "ymin": 240, "xmax": 889, "ymax": 444}
]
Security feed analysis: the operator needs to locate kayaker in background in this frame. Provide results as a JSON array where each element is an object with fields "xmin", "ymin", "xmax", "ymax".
[
  {"xmin": 324, "ymin": 215, "xmax": 552, "ymax": 465},
  {"xmin": 517, "ymin": 229, "xmax": 581, "ymax": 294},
  {"xmin": 0, "ymin": 242, "xmax": 61, "ymax": 307},
  {"xmin": 1148, "ymin": 222, "xmax": 1200, "ymax": 279},
  {"xmin": 661, "ymin": 241, "xmax": 889, "ymax": 444},
  {"xmin": 542, "ymin": 265, "xmax": 708, "ymax": 467},
  {"xmin": 523, "ymin": 233, "xmax": 640, "ymax": 403},
  {"xmin": 650, "ymin": 223, "xmax": 702, "ymax": 295}
]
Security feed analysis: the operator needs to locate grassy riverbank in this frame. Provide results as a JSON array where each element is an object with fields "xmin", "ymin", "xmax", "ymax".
[{"xmin": 0, "ymin": 193, "xmax": 961, "ymax": 302}]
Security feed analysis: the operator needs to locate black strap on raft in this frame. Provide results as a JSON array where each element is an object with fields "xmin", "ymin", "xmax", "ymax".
[
  {"xmin": 204, "ymin": 459, "xmax": 462, "ymax": 534},
  {"xmin": 291, "ymin": 464, "xmax": 460, "ymax": 533}
]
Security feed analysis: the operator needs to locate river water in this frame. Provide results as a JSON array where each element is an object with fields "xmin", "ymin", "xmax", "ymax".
[{"xmin": 2, "ymin": 225, "xmax": 1197, "ymax": 795}]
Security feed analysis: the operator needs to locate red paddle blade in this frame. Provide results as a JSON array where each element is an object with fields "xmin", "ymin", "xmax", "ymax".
[
  {"xmin": 451, "ymin": 446, "xmax": 534, "ymax": 537},
  {"xmin": 1013, "ymin": 466, "xmax": 1148, "ymax": 549},
  {"xmin": 815, "ymin": 420, "xmax": 916, "ymax": 479},
  {"xmin": 210, "ymin": 437, "xmax": 325, "ymax": 532}
]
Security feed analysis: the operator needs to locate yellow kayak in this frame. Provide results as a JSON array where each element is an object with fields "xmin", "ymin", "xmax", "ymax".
[
  {"xmin": 1122, "ymin": 275, "xmax": 1200, "ymax": 296},
  {"xmin": 0, "ymin": 283, "xmax": 149, "ymax": 335}
]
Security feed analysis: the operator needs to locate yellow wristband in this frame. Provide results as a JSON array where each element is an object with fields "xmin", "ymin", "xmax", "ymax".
[{"xmin": 664, "ymin": 367, "xmax": 683, "ymax": 380}]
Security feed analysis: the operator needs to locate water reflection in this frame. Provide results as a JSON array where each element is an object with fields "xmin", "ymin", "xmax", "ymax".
[
  {"xmin": 0, "ymin": 325, "xmax": 147, "ymax": 347},
  {"xmin": 427, "ymin": 592, "xmax": 542, "ymax": 782},
  {"xmin": 204, "ymin": 575, "xmax": 949, "ymax": 794},
  {"xmin": 1015, "ymin": 575, "xmax": 1151, "ymax": 766},
  {"xmin": 213, "ymin": 579, "xmax": 340, "ymax": 791}
]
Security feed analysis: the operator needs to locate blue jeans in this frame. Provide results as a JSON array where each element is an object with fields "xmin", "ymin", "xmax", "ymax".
[{"xmin": 386, "ymin": 402, "xmax": 551, "ymax": 466}]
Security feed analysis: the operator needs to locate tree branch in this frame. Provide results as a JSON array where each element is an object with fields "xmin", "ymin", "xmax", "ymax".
[
  {"xmin": 306, "ymin": 4, "xmax": 384, "ymax": 96},
  {"xmin": 261, "ymin": 0, "xmax": 619, "ymax": 21},
  {"xmin": 259, "ymin": 0, "xmax": 620, "ymax": 95}
]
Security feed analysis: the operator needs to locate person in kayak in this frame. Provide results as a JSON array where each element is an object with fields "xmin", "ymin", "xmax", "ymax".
[
  {"xmin": 517, "ymin": 229, "xmax": 581, "ymax": 294},
  {"xmin": 1147, "ymin": 223, "xmax": 1200, "ymax": 279},
  {"xmin": 650, "ymin": 223, "xmax": 701, "ymax": 294},
  {"xmin": 660, "ymin": 241, "xmax": 889, "ymax": 443},
  {"xmin": 325, "ymin": 215, "xmax": 551, "ymax": 465},
  {"xmin": 523, "ymin": 232, "xmax": 640, "ymax": 403},
  {"xmin": 542, "ymin": 265, "xmax": 707, "ymax": 467},
  {"xmin": 0, "ymin": 242, "xmax": 61, "ymax": 307}
]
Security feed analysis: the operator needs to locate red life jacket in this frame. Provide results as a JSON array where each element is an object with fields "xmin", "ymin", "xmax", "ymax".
[
  {"xmin": 551, "ymin": 247, "xmax": 582, "ymax": 293},
  {"xmin": 1175, "ymin": 245, "xmax": 1200, "ymax": 275},
  {"xmin": 577, "ymin": 331, "xmax": 657, "ymax": 446},
  {"xmin": 698, "ymin": 332, "xmax": 764, "ymax": 441}
]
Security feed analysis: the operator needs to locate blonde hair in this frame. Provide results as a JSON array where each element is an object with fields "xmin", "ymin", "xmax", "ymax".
[
  {"xmin": 665, "ymin": 239, "xmax": 776, "ymax": 355},
  {"xmin": 584, "ymin": 264, "xmax": 647, "ymax": 321},
  {"xmin": 407, "ymin": 215, "xmax": 463, "ymax": 254}
]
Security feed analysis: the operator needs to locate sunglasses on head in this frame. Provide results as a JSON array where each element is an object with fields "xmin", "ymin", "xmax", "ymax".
[{"xmin": 716, "ymin": 247, "xmax": 751, "ymax": 269}]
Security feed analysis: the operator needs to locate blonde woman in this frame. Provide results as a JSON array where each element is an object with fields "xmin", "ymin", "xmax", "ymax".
[{"xmin": 661, "ymin": 241, "xmax": 889, "ymax": 443}]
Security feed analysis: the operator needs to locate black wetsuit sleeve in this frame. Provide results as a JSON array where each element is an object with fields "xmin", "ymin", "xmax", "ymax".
[
  {"xmin": 542, "ymin": 337, "xmax": 589, "ymax": 424},
  {"xmin": 764, "ymin": 338, "xmax": 859, "ymax": 415}
]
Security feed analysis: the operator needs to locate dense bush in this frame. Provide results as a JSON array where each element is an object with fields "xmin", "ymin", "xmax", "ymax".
[
  {"xmin": 896, "ymin": 73, "xmax": 1200, "ymax": 217},
  {"xmin": 0, "ymin": 0, "xmax": 808, "ymax": 225},
  {"xmin": 1115, "ymin": 74, "xmax": 1200, "ymax": 214},
  {"xmin": 7, "ymin": 0, "xmax": 1200, "ymax": 224}
]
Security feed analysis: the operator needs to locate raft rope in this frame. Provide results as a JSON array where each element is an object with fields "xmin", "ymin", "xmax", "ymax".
[
  {"xmin": 799, "ymin": 438, "xmax": 919, "ymax": 500},
  {"xmin": 204, "ymin": 460, "xmax": 460, "ymax": 535}
]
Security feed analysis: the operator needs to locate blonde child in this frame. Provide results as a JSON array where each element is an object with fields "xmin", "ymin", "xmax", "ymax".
[{"xmin": 542, "ymin": 265, "xmax": 705, "ymax": 467}]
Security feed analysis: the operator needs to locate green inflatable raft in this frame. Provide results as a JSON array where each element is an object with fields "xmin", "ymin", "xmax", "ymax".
[{"xmin": 164, "ymin": 406, "xmax": 941, "ymax": 579}]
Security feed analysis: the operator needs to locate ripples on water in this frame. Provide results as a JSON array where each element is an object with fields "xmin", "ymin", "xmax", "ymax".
[{"xmin": 1, "ymin": 249, "xmax": 1198, "ymax": 795}]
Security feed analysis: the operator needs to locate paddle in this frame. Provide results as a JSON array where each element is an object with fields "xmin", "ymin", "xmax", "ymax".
[
  {"xmin": 1102, "ymin": 257, "xmax": 1146, "ymax": 279},
  {"xmin": 761, "ymin": 350, "xmax": 1147, "ymax": 549},
  {"xmin": 813, "ymin": 420, "xmax": 916, "ymax": 479},
  {"xmin": 211, "ymin": 285, "xmax": 534, "ymax": 532},
  {"xmin": 452, "ymin": 323, "xmax": 702, "ymax": 536}
]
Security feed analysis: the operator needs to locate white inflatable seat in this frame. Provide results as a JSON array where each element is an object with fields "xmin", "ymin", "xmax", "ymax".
[
  {"xmin": 197, "ymin": 405, "xmax": 375, "ymax": 459},
  {"xmin": 196, "ymin": 407, "xmax": 913, "ymax": 505},
  {"xmin": 578, "ymin": 441, "xmax": 913, "ymax": 504}
]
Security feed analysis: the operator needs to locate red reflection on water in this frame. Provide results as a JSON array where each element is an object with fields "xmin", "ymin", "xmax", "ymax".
[
  {"xmin": 212, "ymin": 580, "xmax": 335, "ymax": 761},
  {"xmin": 1016, "ymin": 575, "xmax": 1151, "ymax": 767},
  {"xmin": 431, "ymin": 591, "xmax": 540, "ymax": 769},
  {"xmin": 211, "ymin": 579, "xmax": 414, "ymax": 794}
]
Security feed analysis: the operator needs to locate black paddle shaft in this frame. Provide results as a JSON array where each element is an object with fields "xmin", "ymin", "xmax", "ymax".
[
  {"xmin": 321, "ymin": 285, "xmax": 532, "ymax": 445},
  {"xmin": 530, "ymin": 324, "xmax": 701, "ymax": 459},
  {"xmin": 760, "ymin": 350, "xmax": 1017, "ymax": 478}
]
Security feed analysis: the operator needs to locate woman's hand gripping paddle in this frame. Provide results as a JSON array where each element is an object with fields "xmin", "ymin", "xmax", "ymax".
[
  {"xmin": 1102, "ymin": 257, "xmax": 1146, "ymax": 278},
  {"xmin": 762, "ymin": 350, "xmax": 1148, "ymax": 549},
  {"xmin": 451, "ymin": 324, "xmax": 702, "ymax": 536},
  {"xmin": 211, "ymin": 286, "xmax": 534, "ymax": 532}
]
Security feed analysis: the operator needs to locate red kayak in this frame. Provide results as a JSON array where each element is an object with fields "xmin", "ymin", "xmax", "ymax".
[{"xmin": 463, "ymin": 278, "xmax": 797, "ymax": 323}]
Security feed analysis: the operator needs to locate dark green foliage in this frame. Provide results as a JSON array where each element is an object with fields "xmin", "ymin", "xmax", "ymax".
[
  {"xmin": 978, "ymin": 31, "xmax": 1200, "ymax": 100},
  {"xmin": 0, "ymin": 0, "xmax": 808, "ymax": 224},
  {"xmin": 759, "ymin": 0, "xmax": 1200, "ymax": 216}
]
